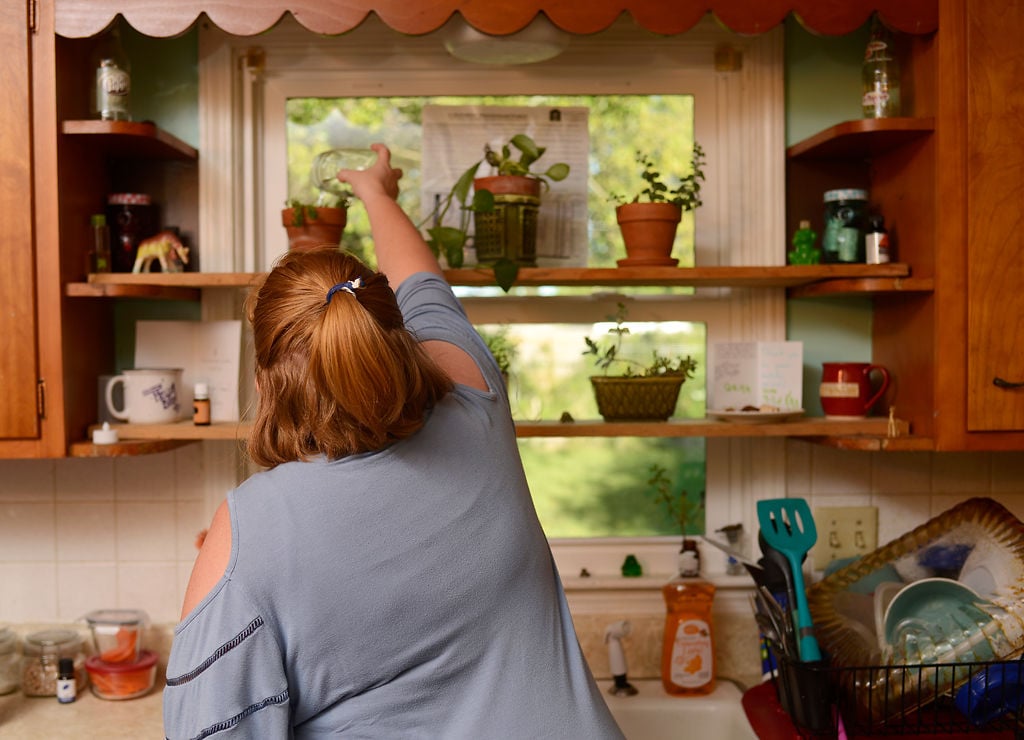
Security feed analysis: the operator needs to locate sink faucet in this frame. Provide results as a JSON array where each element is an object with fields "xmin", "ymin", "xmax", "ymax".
[{"xmin": 604, "ymin": 620, "xmax": 638, "ymax": 696}]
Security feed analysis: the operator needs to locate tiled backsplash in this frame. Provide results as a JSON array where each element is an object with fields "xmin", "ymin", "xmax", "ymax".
[{"xmin": 2, "ymin": 443, "xmax": 1024, "ymax": 631}]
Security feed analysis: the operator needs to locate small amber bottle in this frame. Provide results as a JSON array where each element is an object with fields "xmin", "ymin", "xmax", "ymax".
[{"xmin": 193, "ymin": 382, "xmax": 211, "ymax": 426}]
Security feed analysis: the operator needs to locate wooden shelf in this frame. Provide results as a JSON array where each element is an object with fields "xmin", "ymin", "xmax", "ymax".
[
  {"xmin": 65, "ymin": 264, "xmax": 915, "ymax": 299},
  {"xmin": 61, "ymin": 119, "xmax": 198, "ymax": 160},
  {"xmin": 786, "ymin": 117, "xmax": 935, "ymax": 160},
  {"xmin": 83, "ymin": 415, "xmax": 911, "ymax": 444},
  {"xmin": 68, "ymin": 438, "xmax": 198, "ymax": 458},
  {"xmin": 788, "ymin": 276, "xmax": 934, "ymax": 299}
]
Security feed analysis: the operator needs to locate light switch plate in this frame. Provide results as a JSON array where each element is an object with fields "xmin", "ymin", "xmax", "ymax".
[{"xmin": 813, "ymin": 506, "xmax": 879, "ymax": 569}]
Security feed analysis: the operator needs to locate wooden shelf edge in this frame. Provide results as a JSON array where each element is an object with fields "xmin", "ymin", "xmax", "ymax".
[
  {"xmin": 87, "ymin": 421, "xmax": 250, "ymax": 441},
  {"xmin": 788, "ymin": 276, "xmax": 934, "ymax": 300},
  {"xmin": 85, "ymin": 417, "xmax": 909, "ymax": 443},
  {"xmin": 77, "ymin": 265, "xmax": 911, "ymax": 291},
  {"xmin": 796, "ymin": 435, "xmax": 935, "ymax": 451},
  {"xmin": 786, "ymin": 117, "xmax": 935, "ymax": 160},
  {"xmin": 61, "ymin": 119, "xmax": 197, "ymax": 160},
  {"xmin": 69, "ymin": 438, "xmax": 199, "ymax": 458},
  {"xmin": 67, "ymin": 282, "xmax": 201, "ymax": 300}
]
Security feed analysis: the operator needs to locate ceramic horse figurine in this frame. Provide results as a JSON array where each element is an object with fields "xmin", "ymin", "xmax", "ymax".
[{"xmin": 132, "ymin": 231, "xmax": 190, "ymax": 273}]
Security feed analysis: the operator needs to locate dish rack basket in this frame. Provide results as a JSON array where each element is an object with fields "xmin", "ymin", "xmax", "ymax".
[{"xmin": 772, "ymin": 648, "xmax": 1024, "ymax": 738}]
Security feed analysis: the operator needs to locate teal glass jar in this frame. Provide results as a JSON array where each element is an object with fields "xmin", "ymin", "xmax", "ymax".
[{"xmin": 821, "ymin": 189, "xmax": 868, "ymax": 263}]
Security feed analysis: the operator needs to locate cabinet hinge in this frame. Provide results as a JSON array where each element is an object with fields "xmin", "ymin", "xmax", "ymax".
[
  {"xmin": 37, "ymin": 379, "xmax": 45, "ymax": 419},
  {"xmin": 27, "ymin": 0, "xmax": 37, "ymax": 33}
]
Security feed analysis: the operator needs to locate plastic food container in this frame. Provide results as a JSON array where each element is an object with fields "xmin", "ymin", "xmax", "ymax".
[
  {"xmin": 22, "ymin": 629, "xmax": 87, "ymax": 697},
  {"xmin": 85, "ymin": 650, "xmax": 157, "ymax": 700},
  {"xmin": 84, "ymin": 609, "xmax": 147, "ymax": 664},
  {"xmin": 0, "ymin": 626, "xmax": 21, "ymax": 695}
]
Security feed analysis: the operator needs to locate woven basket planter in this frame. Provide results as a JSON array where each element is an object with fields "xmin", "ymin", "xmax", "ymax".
[{"xmin": 590, "ymin": 375, "xmax": 686, "ymax": 421}]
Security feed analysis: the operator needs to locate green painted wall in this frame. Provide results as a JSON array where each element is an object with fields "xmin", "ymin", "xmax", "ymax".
[
  {"xmin": 784, "ymin": 17, "xmax": 875, "ymax": 416},
  {"xmin": 114, "ymin": 24, "xmax": 201, "ymax": 370}
]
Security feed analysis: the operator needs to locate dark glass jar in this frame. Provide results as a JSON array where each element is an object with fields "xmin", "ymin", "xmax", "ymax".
[{"xmin": 106, "ymin": 193, "xmax": 158, "ymax": 272}]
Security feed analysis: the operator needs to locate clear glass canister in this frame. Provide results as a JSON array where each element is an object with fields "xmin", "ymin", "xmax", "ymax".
[
  {"xmin": 22, "ymin": 629, "xmax": 87, "ymax": 697},
  {"xmin": 0, "ymin": 626, "xmax": 21, "ymax": 695},
  {"xmin": 821, "ymin": 188, "xmax": 868, "ymax": 263}
]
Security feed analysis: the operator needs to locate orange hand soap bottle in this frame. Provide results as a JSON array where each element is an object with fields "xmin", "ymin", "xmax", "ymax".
[{"xmin": 661, "ymin": 575, "xmax": 716, "ymax": 695}]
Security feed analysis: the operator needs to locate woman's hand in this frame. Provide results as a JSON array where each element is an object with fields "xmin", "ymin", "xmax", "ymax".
[{"xmin": 337, "ymin": 143, "xmax": 403, "ymax": 202}]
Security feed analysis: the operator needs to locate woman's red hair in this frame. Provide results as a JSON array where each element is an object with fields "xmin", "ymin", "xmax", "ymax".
[{"xmin": 245, "ymin": 246, "xmax": 452, "ymax": 468}]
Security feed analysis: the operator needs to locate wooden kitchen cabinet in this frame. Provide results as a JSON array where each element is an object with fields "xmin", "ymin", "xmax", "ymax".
[
  {"xmin": 0, "ymin": 1, "xmax": 198, "ymax": 459},
  {"xmin": 18, "ymin": 0, "xmax": 1021, "ymax": 456}
]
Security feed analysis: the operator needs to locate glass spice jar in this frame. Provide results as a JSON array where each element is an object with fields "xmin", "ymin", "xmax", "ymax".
[
  {"xmin": 0, "ymin": 626, "xmax": 21, "ymax": 695},
  {"xmin": 21, "ymin": 629, "xmax": 87, "ymax": 697}
]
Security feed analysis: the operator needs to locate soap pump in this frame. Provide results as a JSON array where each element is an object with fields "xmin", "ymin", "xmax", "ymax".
[{"xmin": 604, "ymin": 620, "xmax": 638, "ymax": 696}]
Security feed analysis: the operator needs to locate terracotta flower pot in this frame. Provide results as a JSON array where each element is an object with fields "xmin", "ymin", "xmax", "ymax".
[
  {"xmin": 615, "ymin": 202, "xmax": 682, "ymax": 267},
  {"xmin": 282, "ymin": 207, "xmax": 346, "ymax": 252}
]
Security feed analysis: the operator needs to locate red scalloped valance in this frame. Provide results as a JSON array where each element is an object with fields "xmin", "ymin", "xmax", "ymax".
[{"xmin": 55, "ymin": 0, "xmax": 938, "ymax": 39}]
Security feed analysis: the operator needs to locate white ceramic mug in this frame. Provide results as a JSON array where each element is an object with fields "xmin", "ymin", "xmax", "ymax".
[{"xmin": 104, "ymin": 368, "xmax": 183, "ymax": 424}]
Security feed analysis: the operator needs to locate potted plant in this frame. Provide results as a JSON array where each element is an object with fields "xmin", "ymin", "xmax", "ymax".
[
  {"xmin": 646, "ymin": 463, "xmax": 706, "ymax": 576},
  {"xmin": 423, "ymin": 133, "xmax": 569, "ymax": 291},
  {"xmin": 583, "ymin": 302, "xmax": 697, "ymax": 421},
  {"xmin": 282, "ymin": 196, "xmax": 347, "ymax": 252},
  {"xmin": 478, "ymin": 326, "xmax": 518, "ymax": 385},
  {"xmin": 611, "ymin": 143, "xmax": 705, "ymax": 267}
]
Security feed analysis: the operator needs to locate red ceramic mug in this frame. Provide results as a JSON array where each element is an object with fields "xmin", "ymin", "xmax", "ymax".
[{"xmin": 820, "ymin": 362, "xmax": 891, "ymax": 418}]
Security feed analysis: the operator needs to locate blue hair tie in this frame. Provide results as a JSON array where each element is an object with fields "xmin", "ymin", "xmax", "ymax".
[{"xmin": 325, "ymin": 278, "xmax": 363, "ymax": 305}]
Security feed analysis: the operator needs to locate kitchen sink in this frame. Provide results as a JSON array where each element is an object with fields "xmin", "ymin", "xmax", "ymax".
[{"xmin": 597, "ymin": 679, "xmax": 757, "ymax": 740}]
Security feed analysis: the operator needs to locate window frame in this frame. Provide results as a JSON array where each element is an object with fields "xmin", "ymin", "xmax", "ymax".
[{"xmin": 197, "ymin": 14, "xmax": 789, "ymax": 578}]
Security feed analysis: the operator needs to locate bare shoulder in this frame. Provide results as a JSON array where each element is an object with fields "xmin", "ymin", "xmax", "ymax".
[
  {"xmin": 421, "ymin": 339, "xmax": 489, "ymax": 391},
  {"xmin": 180, "ymin": 499, "xmax": 233, "ymax": 620}
]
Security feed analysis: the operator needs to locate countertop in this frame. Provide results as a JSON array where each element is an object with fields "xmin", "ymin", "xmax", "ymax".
[{"xmin": 0, "ymin": 682, "xmax": 164, "ymax": 738}]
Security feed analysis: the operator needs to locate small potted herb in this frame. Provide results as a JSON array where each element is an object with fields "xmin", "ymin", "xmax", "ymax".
[
  {"xmin": 282, "ymin": 196, "xmax": 347, "ymax": 252},
  {"xmin": 610, "ymin": 143, "xmax": 705, "ymax": 266},
  {"xmin": 583, "ymin": 302, "xmax": 697, "ymax": 421},
  {"xmin": 647, "ymin": 463, "xmax": 706, "ymax": 576},
  {"xmin": 478, "ymin": 326, "xmax": 518, "ymax": 384}
]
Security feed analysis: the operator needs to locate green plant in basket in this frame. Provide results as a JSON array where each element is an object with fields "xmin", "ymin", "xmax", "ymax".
[
  {"xmin": 583, "ymin": 302, "xmax": 697, "ymax": 379},
  {"xmin": 583, "ymin": 303, "xmax": 697, "ymax": 422}
]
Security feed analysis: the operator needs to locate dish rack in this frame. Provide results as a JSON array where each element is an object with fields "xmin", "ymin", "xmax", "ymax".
[{"xmin": 772, "ymin": 650, "xmax": 1024, "ymax": 738}]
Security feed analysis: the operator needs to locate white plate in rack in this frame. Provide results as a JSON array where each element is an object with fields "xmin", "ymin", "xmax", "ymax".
[{"xmin": 706, "ymin": 409, "xmax": 805, "ymax": 424}]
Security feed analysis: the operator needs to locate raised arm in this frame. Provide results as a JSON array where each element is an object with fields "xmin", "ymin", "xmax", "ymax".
[
  {"xmin": 338, "ymin": 144, "xmax": 487, "ymax": 392},
  {"xmin": 337, "ymin": 143, "xmax": 442, "ymax": 288}
]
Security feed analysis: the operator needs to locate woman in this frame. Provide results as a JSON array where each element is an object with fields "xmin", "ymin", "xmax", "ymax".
[{"xmin": 163, "ymin": 144, "xmax": 624, "ymax": 739}]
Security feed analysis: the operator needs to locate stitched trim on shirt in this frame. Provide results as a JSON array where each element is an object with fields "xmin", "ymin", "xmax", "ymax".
[
  {"xmin": 180, "ymin": 689, "xmax": 290, "ymax": 740},
  {"xmin": 165, "ymin": 616, "xmax": 265, "ymax": 687}
]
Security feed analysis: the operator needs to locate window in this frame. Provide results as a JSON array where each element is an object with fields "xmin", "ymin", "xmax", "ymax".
[{"xmin": 198, "ymin": 14, "xmax": 787, "ymax": 573}]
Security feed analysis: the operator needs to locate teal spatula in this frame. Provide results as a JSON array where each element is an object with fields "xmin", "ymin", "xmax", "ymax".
[{"xmin": 757, "ymin": 498, "xmax": 822, "ymax": 662}]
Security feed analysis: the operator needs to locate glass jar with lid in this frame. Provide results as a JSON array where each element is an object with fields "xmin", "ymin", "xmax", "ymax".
[
  {"xmin": 0, "ymin": 626, "xmax": 21, "ymax": 695},
  {"xmin": 821, "ymin": 188, "xmax": 868, "ymax": 263},
  {"xmin": 21, "ymin": 629, "xmax": 88, "ymax": 697}
]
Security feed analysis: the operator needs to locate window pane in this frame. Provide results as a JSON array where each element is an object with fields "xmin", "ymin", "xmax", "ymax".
[
  {"xmin": 480, "ymin": 319, "xmax": 706, "ymax": 538},
  {"xmin": 286, "ymin": 94, "xmax": 696, "ymax": 267},
  {"xmin": 285, "ymin": 94, "xmax": 706, "ymax": 539}
]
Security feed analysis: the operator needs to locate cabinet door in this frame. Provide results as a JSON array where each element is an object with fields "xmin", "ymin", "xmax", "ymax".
[
  {"xmin": 0, "ymin": 0, "xmax": 41, "ymax": 440},
  {"xmin": 966, "ymin": 0, "xmax": 1024, "ymax": 431}
]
